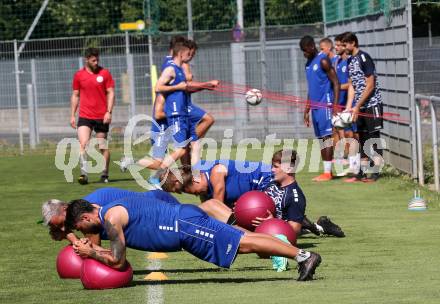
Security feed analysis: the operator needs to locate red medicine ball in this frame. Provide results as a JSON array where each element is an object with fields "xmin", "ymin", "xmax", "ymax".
[
  {"xmin": 255, "ymin": 218, "xmax": 297, "ymax": 245},
  {"xmin": 81, "ymin": 259, "xmax": 133, "ymax": 289},
  {"xmin": 56, "ymin": 245, "xmax": 83, "ymax": 279},
  {"xmin": 234, "ymin": 191, "xmax": 275, "ymax": 231}
]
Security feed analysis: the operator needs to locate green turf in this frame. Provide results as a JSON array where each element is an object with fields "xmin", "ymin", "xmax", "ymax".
[{"xmin": 1, "ymin": 148, "xmax": 439, "ymax": 304}]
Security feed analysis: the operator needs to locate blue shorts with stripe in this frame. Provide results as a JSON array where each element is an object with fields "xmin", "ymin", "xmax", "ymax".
[
  {"xmin": 311, "ymin": 107, "xmax": 333, "ymax": 138},
  {"xmin": 167, "ymin": 115, "xmax": 191, "ymax": 148},
  {"xmin": 188, "ymin": 104, "xmax": 206, "ymax": 141},
  {"xmin": 178, "ymin": 205, "xmax": 244, "ymax": 268}
]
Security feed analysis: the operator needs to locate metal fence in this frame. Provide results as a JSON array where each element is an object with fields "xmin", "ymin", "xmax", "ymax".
[{"xmin": 0, "ymin": 25, "xmax": 323, "ymax": 147}]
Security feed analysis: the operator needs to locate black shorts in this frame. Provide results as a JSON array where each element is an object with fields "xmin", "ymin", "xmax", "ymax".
[
  {"xmin": 356, "ymin": 104, "xmax": 383, "ymax": 134},
  {"xmin": 77, "ymin": 117, "xmax": 109, "ymax": 133}
]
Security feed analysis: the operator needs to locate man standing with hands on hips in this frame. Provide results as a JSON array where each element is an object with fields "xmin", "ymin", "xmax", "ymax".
[{"xmin": 70, "ymin": 48, "xmax": 115, "ymax": 185}]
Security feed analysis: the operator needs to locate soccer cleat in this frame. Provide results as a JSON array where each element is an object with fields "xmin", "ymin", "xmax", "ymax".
[
  {"xmin": 362, "ymin": 173, "xmax": 380, "ymax": 183},
  {"xmin": 317, "ymin": 216, "xmax": 345, "ymax": 238},
  {"xmin": 78, "ymin": 175, "xmax": 88, "ymax": 185},
  {"xmin": 119, "ymin": 156, "xmax": 134, "ymax": 172},
  {"xmin": 100, "ymin": 175, "xmax": 109, "ymax": 183},
  {"xmin": 297, "ymin": 252, "xmax": 322, "ymax": 281},
  {"xmin": 302, "ymin": 216, "xmax": 321, "ymax": 236},
  {"xmin": 344, "ymin": 172, "xmax": 364, "ymax": 183},
  {"xmin": 312, "ymin": 173, "xmax": 332, "ymax": 182},
  {"xmin": 336, "ymin": 167, "xmax": 351, "ymax": 177}
]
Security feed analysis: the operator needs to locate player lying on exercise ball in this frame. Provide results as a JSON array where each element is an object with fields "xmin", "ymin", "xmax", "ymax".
[
  {"xmin": 159, "ymin": 152, "xmax": 345, "ymax": 237},
  {"xmin": 65, "ymin": 195, "xmax": 322, "ymax": 281},
  {"xmin": 41, "ymin": 188, "xmax": 179, "ymax": 244}
]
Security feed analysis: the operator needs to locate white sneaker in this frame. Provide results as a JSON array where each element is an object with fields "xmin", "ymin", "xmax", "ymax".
[{"xmin": 119, "ymin": 156, "xmax": 134, "ymax": 172}]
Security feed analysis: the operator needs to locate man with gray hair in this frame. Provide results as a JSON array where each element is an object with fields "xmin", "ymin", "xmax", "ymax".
[{"xmin": 42, "ymin": 188, "xmax": 180, "ymax": 243}]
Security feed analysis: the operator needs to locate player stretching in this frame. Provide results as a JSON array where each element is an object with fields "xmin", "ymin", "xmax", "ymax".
[
  {"xmin": 66, "ymin": 196, "xmax": 322, "ymax": 281},
  {"xmin": 300, "ymin": 36, "xmax": 340, "ymax": 181},
  {"xmin": 70, "ymin": 48, "xmax": 115, "ymax": 184}
]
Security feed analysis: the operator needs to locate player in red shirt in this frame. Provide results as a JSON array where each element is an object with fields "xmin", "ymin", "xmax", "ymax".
[{"xmin": 70, "ymin": 48, "xmax": 115, "ymax": 185}]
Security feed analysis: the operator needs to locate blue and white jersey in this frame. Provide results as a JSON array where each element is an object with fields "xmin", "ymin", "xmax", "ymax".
[
  {"xmin": 305, "ymin": 51, "xmax": 334, "ymax": 108},
  {"xmin": 163, "ymin": 60, "xmax": 188, "ymax": 117},
  {"xmin": 161, "ymin": 55, "xmax": 173, "ymax": 72},
  {"xmin": 98, "ymin": 196, "xmax": 182, "ymax": 252},
  {"xmin": 347, "ymin": 50, "xmax": 382, "ymax": 109},
  {"xmin": 264, "ymin": 181, "xmax": 306, "ymax": 224},
  {"xmin": 335, "ymin": 56, "xmax": 349, "ymax": 106},
  {"xmin": 198, "ymin": 160, "xmax": 273, "ymax": 207}
]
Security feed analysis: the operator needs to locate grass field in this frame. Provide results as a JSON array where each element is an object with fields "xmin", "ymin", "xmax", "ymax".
[{"xmin": 1, "ymin": 147, "xmax": 440, "ymax": 304}]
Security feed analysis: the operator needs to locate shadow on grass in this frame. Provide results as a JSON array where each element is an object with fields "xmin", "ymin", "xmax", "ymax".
[
  {"xmin": 133, "ymin": 266, "xmax": 267, "ymax": 275},
  {"xmin": 130, "ymin": 276, "xmax": 292, "ymax": 285}
]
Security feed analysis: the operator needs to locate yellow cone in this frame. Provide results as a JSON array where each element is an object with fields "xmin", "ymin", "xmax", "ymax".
[
  {"xmin": 144, "ymin": 272, "xmax": 168, "ymax": 281},
  {"xmin": 147, "ymin": 252, "xmax": 169, "ymax": 259}
]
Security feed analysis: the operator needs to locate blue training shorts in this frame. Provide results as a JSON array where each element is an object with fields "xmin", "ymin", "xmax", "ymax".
[
  {"xmin": 150, "ymin": 119, "xmax": 171, "ymax": 159},
  {"xmin": 188, "ymin": 104, "xmax": 207, "ymax": 141},
  {"xmin": 178, "ymin": 205, "xmax": 244, "ymax": 268},
  {"xmin": 311, "ymin": 107, "xmax": 333, "ymax": 138}
]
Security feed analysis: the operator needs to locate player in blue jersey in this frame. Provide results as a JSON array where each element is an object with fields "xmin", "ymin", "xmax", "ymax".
[
  {"xmin": 41, "ymin": 188, "xmax": 178, "ymax": 244},
  {"xmin": 333, "ymin": 33, "xmax": 360, "ymax": 176},
  {"xmin": 66, "ymin": 196, "xmax": 322, "ymax": 281},
  {"xmin": 342, "ymin": 32, "xmax": 383, "ymax": 182},
  {"xmin": 160, "ymin": 160, "xmax": 273, "ymax": 206},
  {"xmin": 300, "ymin": 36, "xmax": 340, "ymax": 182}
]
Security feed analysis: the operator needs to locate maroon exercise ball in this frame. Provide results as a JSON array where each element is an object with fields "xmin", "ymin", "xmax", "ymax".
[
  {"xmin": 80, "ymin": 259, "xmax": 133, "ymax": 289},
  {"xmin": 234, "ymin": 191, "xmax": 275, "ymax": 231},
  {"xmin": 56, "ymin": 245, "xmax": 83, "ymax": 279},
  {"xmin": 255, "ymin": 218, "xmax": 297, "ymax": 246}
]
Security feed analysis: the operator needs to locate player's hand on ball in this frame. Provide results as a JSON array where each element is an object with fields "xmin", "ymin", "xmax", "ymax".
[
  {"xmin": 251, "ymin": 210, "xmax": 274, "ymax": 227},
  {"xmin": 73, "ymin": 239, "xmax": 93, "ymax": 257}
]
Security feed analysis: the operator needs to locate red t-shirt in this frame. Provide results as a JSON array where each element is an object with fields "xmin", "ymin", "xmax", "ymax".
[{"xmin": 72, "ymin": 67, "xmax": 115, "ymax": 119}]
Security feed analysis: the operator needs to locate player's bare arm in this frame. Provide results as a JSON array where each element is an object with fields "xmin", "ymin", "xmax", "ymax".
[
  {"xmin": 352, "ymin": 75, "xmax": 374, "ymax": 122},
  {"xmin": 155, "ymin": 66, "xmax": 187, "ymax": 94},
  {"xmin": 70, "ymin": 90, "xmax": 80, "ymax": 128},
  {"xmin": 74, "ymin": 207, "xmax": 128, "ymax": 270},
  {"xmin": 304, "ymin": 94, "xmax": 311, "ymax": 127},
  {"xmin": 104, "ymin": 87, "xmax": 115, "ymax": 124},
  {"xmin": 321, "ymin": 57, "xmax": 340, "ymax": 113},
  {"xmin": 288, "ymin": 220, "xmax": 302, "ymax": 236},
  {"xmin": 210, "ymin": 164, "xmax": 228, "ymax": 202},
  {"xmin": 154, "ymin": 94, "xmax": 166, "ymax": 120},
  {"xmin": 346, "ymin": 79, "xmax": 355, "ymax": 111}
]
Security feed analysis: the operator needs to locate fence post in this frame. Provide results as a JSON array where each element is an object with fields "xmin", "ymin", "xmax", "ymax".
[
  {"xmin": 430, "ymin": 96, "xmax": 439, "ymax": 191},
  {"xmin": 27, "ymin": 84, "xmax": 36, "ymax": 149},
  {"xmin": 13, "ymin": 40, "xmax": 24, "ymax": 154},
  {"xmin": 125, "ymin": 32, "xmax": 136, "ymax": 118},
  {"xmin": 415, "ymin": 96, "xmax": 424, "ymax": 186},
  {"xmin": 31, "ymin": 59, "xmax": 40, "ymax": 144}
]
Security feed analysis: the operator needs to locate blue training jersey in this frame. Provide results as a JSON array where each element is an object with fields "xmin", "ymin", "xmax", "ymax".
[
  {"xmin": 305, "ymin": 51, "xmax": 334, "ymax": 108},
  {"xmin": 335, "ymin": 56, "xmax": 349, "ymax": 106},
  {"xmin": 197, "ymin": 160, "xmax": 273, "ymax": 207},
  {"xmin": 161, "ymin": 55, "xmax": 173, "ymax": 72},
  {"xmin": 163, "ymin": 60, "xmax": 188, "ymax": 117},
  {"xmin": 82, "ymin": 188, "xmax": 180, "ymax": 206},
  {"xmin": 98, "ymin": 196, "xmax": 182, "ymax": 252}
]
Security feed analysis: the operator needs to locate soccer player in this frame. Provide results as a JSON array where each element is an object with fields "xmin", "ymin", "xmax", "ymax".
[
  {"xmin": 334, "ymin": 33, "xmax": 360, "ymax": 176},
  {"xmin": 319, "ymin": 37, "xmax": 337, "ymax": 65},
  {"xmin": 160, "ymin": 160, "xmax": 273, "ymax": 209},
  {"xmin": 42, "ymin": 188, "xmax": 179, "ymax": 244},
  {"xmin": 70, "ymin": 48, "xmax": 115, "ymax": 185},
  {"xmin": 342, "ymin": 32, "xmax": 383, "ymax": 182},
  {"xmin": 66, "ymin": 196, "xmax": 322, "ymax": 281},
  {"xmin": 159, "ymin": 155, "xmax": 344, "ymax": 238},
  {"xmin": 300, "ymin": 36, "xmax": 340, "ymax": 182}
]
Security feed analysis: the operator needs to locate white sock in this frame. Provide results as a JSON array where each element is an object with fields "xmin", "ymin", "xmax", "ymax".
[
  {"xmin": 295, "ymin": 249, "xmax": 311, "ymax": 263},
  {"xmin": 80, "ymin": 153, "xmax": 88, "ymax": 176},
  {"xmin": 315, "ymin": 223, "xmax": 324, "ymax": 233},
  {"xmin": 323, "ymin": 161, "xmax": 332, "ymax": 174}
]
